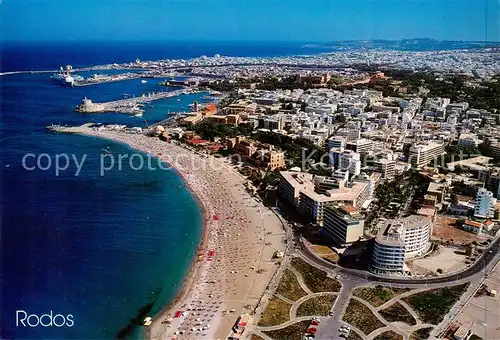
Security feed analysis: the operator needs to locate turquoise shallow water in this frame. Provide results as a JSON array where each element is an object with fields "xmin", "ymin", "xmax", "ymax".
[{"xmin": 1, "ymin": 72, "xmax": 205, "ymax": 339}]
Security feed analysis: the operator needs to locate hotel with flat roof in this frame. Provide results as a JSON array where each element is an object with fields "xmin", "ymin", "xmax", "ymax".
[
  {"xmin": 278, "ymin": 171, "xmax": 371, "ymax": 226},
  {"xmin": 322, "ymin": 204, "xmax": 364, "ymax": 246}
]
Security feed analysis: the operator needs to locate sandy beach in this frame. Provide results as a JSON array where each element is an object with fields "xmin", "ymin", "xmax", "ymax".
[{"xmin": 77, "ymin": 128, "xmax": 287, "ymax": 339}]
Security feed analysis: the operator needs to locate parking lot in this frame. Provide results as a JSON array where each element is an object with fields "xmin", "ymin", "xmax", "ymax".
[{"xmin": 453, "ymin": 262, "xmax": 500, "ymax": 339}]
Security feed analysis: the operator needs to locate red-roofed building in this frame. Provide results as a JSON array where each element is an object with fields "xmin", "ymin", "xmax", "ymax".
[
  {"xmin": 463, "ymin": 220, "xmax": 483, "ymax": 234},
  {"xmin": 189, "ymin": 138, "xmax": 209, "ymax": 146}
]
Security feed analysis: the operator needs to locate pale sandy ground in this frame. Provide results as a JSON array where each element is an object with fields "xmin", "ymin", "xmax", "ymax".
[
  {"xmin": 408, "ymin": 246, "xmax": 468, "ymax": 276},
  {"xmin": 79, "ymin": 128, "xmax": 286, "ymax": 340}
]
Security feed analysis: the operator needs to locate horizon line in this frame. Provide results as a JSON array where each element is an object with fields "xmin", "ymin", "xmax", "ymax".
[{"xmin": 2, "ymin": 38, "xmax": 500, "ymax": 44}]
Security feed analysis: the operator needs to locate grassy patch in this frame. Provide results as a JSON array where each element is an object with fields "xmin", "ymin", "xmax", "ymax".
[
  {"xmin": 409, "ymin": 327, "xmax": 433, "ymax": 340},
  {"xmin": 379, "ymin": 302, "xmax": 417, "ymax": 325},
  {"xmin": 403, "ymin": 283, "xmax": 469, "ymax": 325},
  {"xmin": 257, "ymin": 296, "xmax": 291, "ymax": 327},
  {"xmin": 373, "ymin": 331, "xmax": 403, "ymax": 340},
  {"xmin": 353, "ymin": 285, "xmax": 412, "ymax": 307},
  {"xmin": 311, "ymin": 245, "xmax": 334, "ymax": 255},
  {"xmin": 342, "ymin": 299, "xmax": 386, "ymax": 335},
  {"xmin": 348, "ymin": 330, "xmax": 363, "ymax": 340},
  {"xmin": 291, "ymin": 258, "xmax": 341, "ymax": 293},
  {"xmin": 263, "ymin": 320, "xmax": 310, "ymax": 340},
  {"xmin": 311, "ymin": 245, "xmax": 340, "ymax": 263},
  {"xmin": 276, "ymin": 269, "xmax": 308, "ymax": 301},
  {"xmin": 296, "ymin": 294, "xmax": 337, "ymax": 317}
]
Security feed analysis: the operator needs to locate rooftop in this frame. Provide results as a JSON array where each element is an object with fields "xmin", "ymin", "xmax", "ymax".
[
  {"xmin": 376, "ymin": 215, "xmax": 432, "ymax": 246},
  {"xmin": 280, "ymin": 171, "xmax": 369, "ymax": 204},
  {"xmin": 447, "ymin": 156, "xmax": 492, "ymax": 171}
]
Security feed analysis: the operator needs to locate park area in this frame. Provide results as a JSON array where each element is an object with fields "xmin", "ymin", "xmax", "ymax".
[
  {"xmin": 343, "ymin": 299, "xmax": 386, "ymax": 335},
  {"xmin": 309, "ymin": 244, "xmax": 340, "ymax": 263},
  {"xmin": 290, "ymin": 257, "xmax": 341, "ymax": 292},
  {"xmin": 353, "ymin": 285, "xmax": 412, "ymax": 307},
  {"xmin": 402, "ymin": 283, "xmax": 469, "ymax": 325},
  {"xmin": 254, "ymin": 258, "xmax": 341, "ymax": 337}
]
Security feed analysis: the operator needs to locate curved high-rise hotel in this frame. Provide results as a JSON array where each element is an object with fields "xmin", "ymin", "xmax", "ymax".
[{"xmin": 371, "ymin": 215, "xmax": 432, "ymax": 275}]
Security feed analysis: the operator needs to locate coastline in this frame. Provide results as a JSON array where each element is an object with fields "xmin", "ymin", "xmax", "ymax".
[
  {"xmin": 145, "ymin": 158, "xmax": 210, "ymax": 339},
  {"xmin": 73, "ymin": 127, "xmax": 287, "ymax": 339}
]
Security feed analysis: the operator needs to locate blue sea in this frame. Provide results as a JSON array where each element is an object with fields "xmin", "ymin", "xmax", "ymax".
[
  {"xmin": 1, "ymin": 40, "xmax": 336, "ymax": 340},
  {"xmin": 0, "ymin": 39, "xmax": 488, "ymax": 339}
]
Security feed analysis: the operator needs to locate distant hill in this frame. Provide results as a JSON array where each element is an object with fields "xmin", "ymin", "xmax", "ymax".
[{"xmin": 323, "ymin": 38, "xmax": 500, "ymax": 51}]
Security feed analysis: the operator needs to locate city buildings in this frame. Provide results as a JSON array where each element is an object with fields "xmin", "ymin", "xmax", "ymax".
[
  {"xmin": 463, "ymin": 220, "xmax": 484, "ymax": 234},
  {"xmin": 231, "ymin": 138, "xmax": 285, "ymax": 170},
  {"xmin": 327, "ymin": 137, "xmax": 346, "ymax": 150}
]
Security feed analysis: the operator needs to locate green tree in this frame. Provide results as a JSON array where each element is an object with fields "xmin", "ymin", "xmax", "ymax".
[{"xmin": 456, "ymin": 218, "xmax": 466, "ymax": 229}]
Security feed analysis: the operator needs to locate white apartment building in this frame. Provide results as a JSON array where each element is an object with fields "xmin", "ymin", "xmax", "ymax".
[
  {"xmin": 373, "ymin": 159, "xmax": 396, "ymax": 179},
  {"xmin": 371, "ymin": 215, "xmax": 432, "ymax": 275},
  {"xmin": 408, "ymin": 142, "xmax": 445, "ymax": 168},
  {"xmin": 259, "ymin": 115, "xmax": 284, "ymax": 131},
  {"xmin": 474, "ymin": 187, "xmax": 497, "ymax": 219},
  {"xmin": 314, "ymin": 176, "xmax": 343, "ymax": 194},
  {"xmin": 322, "ymin": 205, "xmax": 365, "ymax": 246},
  {"xmin": 346, "ymin": 138, "xmax": 374, "ymax": 154},
  {"xmin": 278, "ymin": 171, "xmax": 312, "ymax": 206},
  {"xmin": 338, "ymin": 150, "xmax": 361, "ymax": 176},
  {"xmin": 447, "ymin": 115, "xmax": 458, "ymax": 125},
  {"xmin": 298, "ymin": 191, "xmax": 333, "ymax": 226},
  {"xmin": 327, "ymin": 137, "xmax": 346, "ymax": 150},
  {"xmin": 333, "ymin": 169, "xmax": 349, "ymax": 183},
  {"xmin": 458, "ymin": 133, "xmax": 481, "ymax": 148},
  {"xmin": 347, "ymin": 129, "xmax": 361, "ymax": 141}
]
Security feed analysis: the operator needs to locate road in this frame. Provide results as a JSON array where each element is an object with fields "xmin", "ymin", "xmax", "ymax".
[
  {"xmin": 297, "ymin": 234, "xmax": 500, "ymax": 285},
  {"xmin": 299, "ymin": 239, "xmax": 500, "ymax": 340}
]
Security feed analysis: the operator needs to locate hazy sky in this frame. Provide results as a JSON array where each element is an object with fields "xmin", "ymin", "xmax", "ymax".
[{"xmin": 2, "ymin": 0, "xmax": 499, "ymax": 42}]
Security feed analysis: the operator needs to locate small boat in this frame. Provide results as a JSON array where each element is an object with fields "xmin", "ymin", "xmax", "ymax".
[
  {"xmin": 134, "ymin": 113, "xmax": 143, "ymax": 117},
  {"xmin": 141, "ymin": 80, "xmax": 147, "ymax": 84},
  {"xmin": 143, "ymin": 317, "xmax": 153, "ymax": 326}
]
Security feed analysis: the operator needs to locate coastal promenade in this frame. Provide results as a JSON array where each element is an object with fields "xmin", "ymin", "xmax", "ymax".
[{"xmin": 59, "ymin": 125, "xmax": 286, "ymax": 340}]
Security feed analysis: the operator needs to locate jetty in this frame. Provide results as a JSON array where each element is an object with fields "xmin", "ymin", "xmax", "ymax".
[
  {"xmin": 74, "ymin": 88, "xmax": 196, "ymax": 114},
  {"xmin": 47, "ymin": 123, "xmax": 96, "ymax": 134}
]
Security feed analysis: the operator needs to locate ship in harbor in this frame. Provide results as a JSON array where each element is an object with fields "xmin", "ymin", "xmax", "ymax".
[{"xmin": 51, "ymin": 65, "xmax": 84, "ymax": 87}]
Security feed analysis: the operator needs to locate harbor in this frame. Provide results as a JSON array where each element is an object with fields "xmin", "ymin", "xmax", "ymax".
[{"xmin": 74, "ymin": 88, "xmax": 197, "ymax": 114}]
